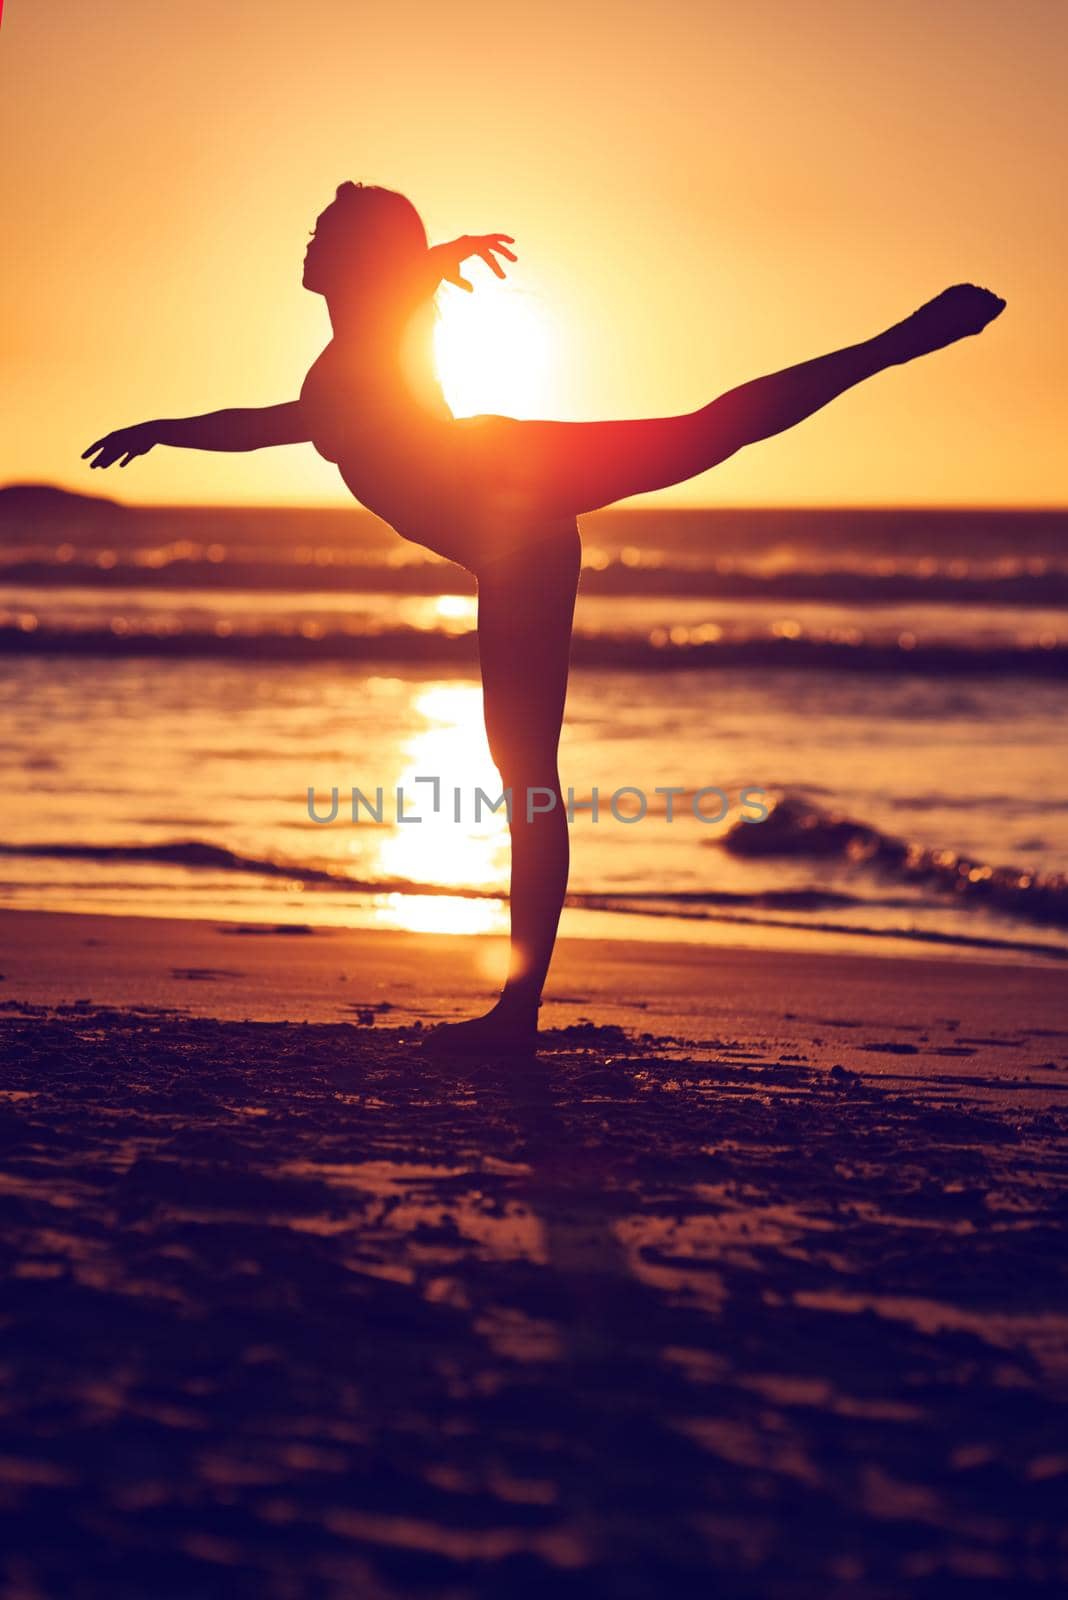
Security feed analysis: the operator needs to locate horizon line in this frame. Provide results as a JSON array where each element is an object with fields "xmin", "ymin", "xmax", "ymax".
[{"xmin": 4, "ymin": 482, "xmax": 1068, "ymax": 517}]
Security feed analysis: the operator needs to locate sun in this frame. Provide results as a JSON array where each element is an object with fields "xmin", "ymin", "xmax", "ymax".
[{"xmin": 434, "ymin": 281, "xmax": 556, "ymax": 419}]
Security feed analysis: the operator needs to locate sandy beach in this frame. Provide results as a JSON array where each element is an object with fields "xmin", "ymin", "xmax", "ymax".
[{"xmin": 2, "ymin": 907, "xmax": 1066, "ymax": 1597}]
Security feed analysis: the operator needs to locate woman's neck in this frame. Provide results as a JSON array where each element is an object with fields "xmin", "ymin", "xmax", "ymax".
[{"xmin": 327, "ymin": 283, "xmax": 415, "ymax": 344}]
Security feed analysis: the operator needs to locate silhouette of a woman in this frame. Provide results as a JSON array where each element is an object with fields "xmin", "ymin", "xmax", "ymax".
[{"xmin": 84, "ymin": 182, "xmax": 1005, "ymax": 1053}]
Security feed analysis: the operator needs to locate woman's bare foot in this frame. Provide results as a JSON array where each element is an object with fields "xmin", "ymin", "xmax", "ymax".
[
  {"xmin": 421, "ymin": 997, "xmax": 539, "ymax": 1058},
  {"xmin": 884, "ymin": 284, "xmax": 1006, "ymax": 365}
]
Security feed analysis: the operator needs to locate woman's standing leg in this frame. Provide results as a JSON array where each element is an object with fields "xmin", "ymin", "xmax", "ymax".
[{"xmin": 426, "ymin": 523, "xmax": 581, "ymax": 1052}]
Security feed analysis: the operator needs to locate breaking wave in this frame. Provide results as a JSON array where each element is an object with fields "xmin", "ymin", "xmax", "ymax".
[{"xmin": 3, "ymin": 622, "xmax": 1066, "ymax": 677}]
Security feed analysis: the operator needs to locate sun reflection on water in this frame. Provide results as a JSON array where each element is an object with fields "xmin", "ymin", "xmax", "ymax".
[
  {"xmin": 370, "ymin": 682, "xmax": 510, "ymax": 937},
  {"xmin": 372, "ymin": 891, "xmax": 505, "ymax": 937}
]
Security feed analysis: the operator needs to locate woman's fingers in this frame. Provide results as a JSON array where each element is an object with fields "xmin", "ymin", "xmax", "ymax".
[
  {"xmin": 438, "ymin": 233, "xmax": 518, "ymax": 290},
  {"xmin": 84, "ymin": 432, "xmax": 125, "ymax": 466},
  {"xmin": 482, "ymin": 235, "xmax": 518, "ymax": 270},
  {"xmin": 82, "ymin": 429, "xmax": 149, "ymax": 469},
  {"xmin": 476, "ymin": 238, "xmax": 518, "ymax": 280}
]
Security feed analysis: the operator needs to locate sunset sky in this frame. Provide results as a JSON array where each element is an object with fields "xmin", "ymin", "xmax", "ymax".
[{"xmin": 3, "ymin": 0, "xmax": 1065, "ymax": 507}]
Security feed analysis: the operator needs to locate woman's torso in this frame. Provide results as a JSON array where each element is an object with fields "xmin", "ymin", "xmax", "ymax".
[
  {"xmin": 300, "ymin": 339, "xmax": 452, "ymax": 460},
  {"xmin": 300, "ymin": 339, "xmax": 478, "ymax": 560},
  {"xmin": 300, "ymin": 338, "xmax": 573, "ymax": 573}
]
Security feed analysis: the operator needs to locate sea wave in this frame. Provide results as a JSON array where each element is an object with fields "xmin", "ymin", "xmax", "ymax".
[
  {"xmin": 722, "ymin": 794, "xmax": 1068, "ymax": 926},
  {"xmin": 4, "ymin": 552, "xmax": 1068, "ymax": 606},
  {"xmin": 2, "ymin": 620, "xmax": 1066, "ymax": 676},
  {"xmin": 0, "ymin": 839, "xmax": 463, "ymax": 899},
  {"xmin": 0, "ymin": 838, "xmax": 922, "ymax": 912},
  {"xmin": 3, "ymin": 819, "xmax": 1067, "ymax": 951}
]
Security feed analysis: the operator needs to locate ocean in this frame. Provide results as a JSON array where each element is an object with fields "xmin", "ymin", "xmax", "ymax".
[{"xmin": 2, "ymin": 487, "xmax": 1066, "ymax": 964}]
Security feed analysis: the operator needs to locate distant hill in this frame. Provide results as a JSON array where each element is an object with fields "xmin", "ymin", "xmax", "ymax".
[{"xmin": 0, "ymin": 483, "xmax": 130, "ymax": 537}]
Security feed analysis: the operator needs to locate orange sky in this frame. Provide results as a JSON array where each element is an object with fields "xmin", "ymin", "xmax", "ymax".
[{"xmin": 3, "ymin": 0, "xmax": 1065, "ymax": 507}]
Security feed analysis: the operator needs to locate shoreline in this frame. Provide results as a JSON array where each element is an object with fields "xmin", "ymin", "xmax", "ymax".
[
  {"xmin": 3, "ymin": 890, "xmax": 1065, "ymax": 973},
  {"xmin": 3, "ymin": 905, "xmax": 1066, "ymax": 1096}
]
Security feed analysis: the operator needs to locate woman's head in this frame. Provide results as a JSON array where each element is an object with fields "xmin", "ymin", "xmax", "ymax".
[{"xmin": 303, "ymin": 182, "xmax": 430, "ymax": 306}]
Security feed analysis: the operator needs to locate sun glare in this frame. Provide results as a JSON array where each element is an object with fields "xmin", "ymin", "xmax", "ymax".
[
  {"xmin": 370, "ymin": 683, "xmax": 510, "ymax": 938},
  {"xmin": 434, "ymin": 283, "xmax": 555, "ymax": 419}
]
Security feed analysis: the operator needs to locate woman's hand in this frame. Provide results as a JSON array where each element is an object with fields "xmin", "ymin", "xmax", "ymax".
[
  {"xmin": 82, "ymin": 421, "xmax": 159, "ymax": 469},
  {"xmin": 429, "ymin": 234, "xmax": 517, "ymax": 293}
]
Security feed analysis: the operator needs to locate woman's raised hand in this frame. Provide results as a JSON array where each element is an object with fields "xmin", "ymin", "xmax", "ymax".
[
  {"xmin": 82, "ymin": 422, "xmax": 159, "ymax": 470},
  {"xmin": 430, "ymin": 234, "xmax": 517, "ymax": 293}
]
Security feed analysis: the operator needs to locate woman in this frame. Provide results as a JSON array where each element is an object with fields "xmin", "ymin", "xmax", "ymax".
[{"xmin": 84, "ymin": 181, "xmax": 1005, "ymax": 1053}]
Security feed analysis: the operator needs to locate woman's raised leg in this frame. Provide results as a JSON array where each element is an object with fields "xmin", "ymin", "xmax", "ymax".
[
  {"xmin": 492, "ymin": 284, "xmax": 1005, "ymax": 520},
  {"xmin": 425, "ymin": 522, "xmax": 581, "ymax": 1054}
]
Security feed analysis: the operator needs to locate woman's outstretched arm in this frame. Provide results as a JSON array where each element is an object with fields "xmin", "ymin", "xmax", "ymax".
[{"xmin": 83, "ymin": 402, "xmax": 309, "ymax": 469}]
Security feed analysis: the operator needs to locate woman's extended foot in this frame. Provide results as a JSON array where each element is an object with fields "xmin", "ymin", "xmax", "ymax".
[
  {"xmin": 885, "ymin": 284, "xmax": 1006, "ymax": 364},
  {"xmin": 421, "ymin": 996, "xmax": 539, "ymax": 1057}
]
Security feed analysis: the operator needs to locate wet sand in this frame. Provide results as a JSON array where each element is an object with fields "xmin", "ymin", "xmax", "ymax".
[{"xmin": 1, "ymin": 909, "xmax": 1067, "ymax": 1597}]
